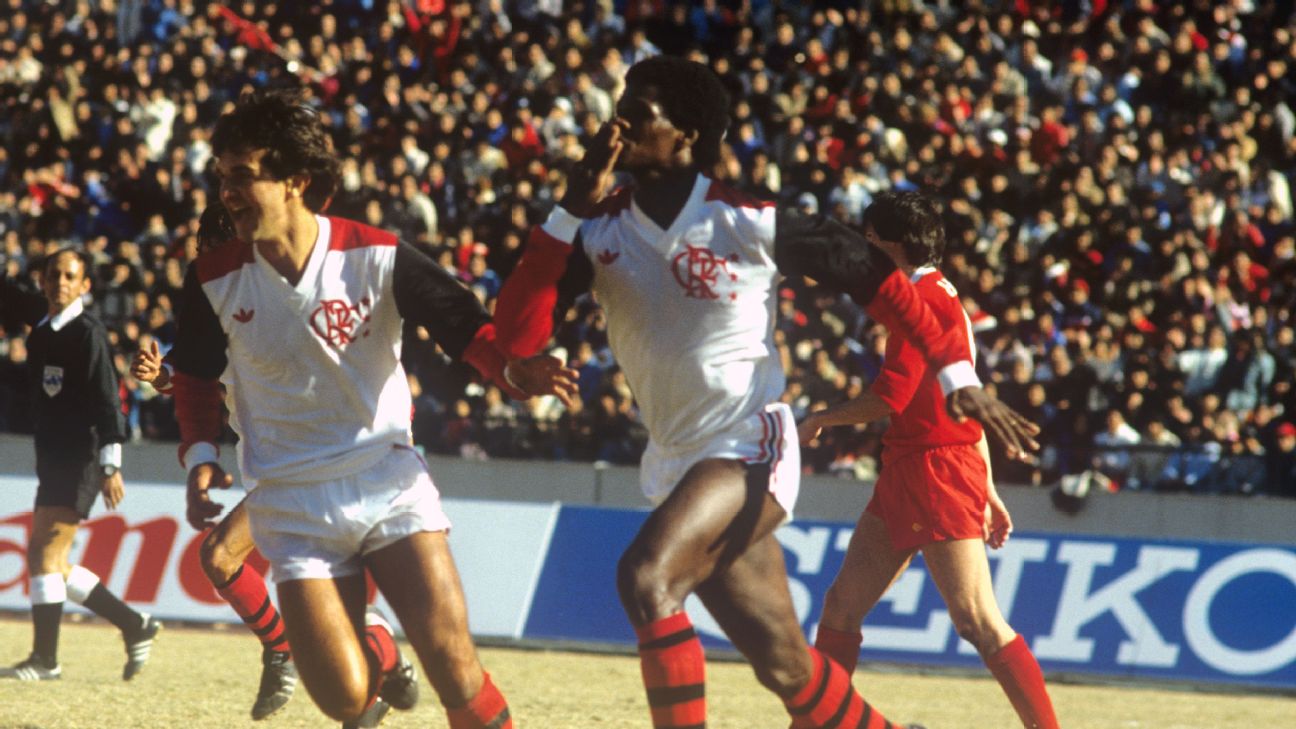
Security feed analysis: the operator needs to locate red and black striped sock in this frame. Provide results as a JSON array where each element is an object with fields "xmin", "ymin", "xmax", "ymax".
[
  {"xmin": 785, "ymin": 648, "xmax": 903, "ymax": 729},
  {"xmin": 446, "ymin": 672, "xmax": 513, "ymax": 729},
  {"xmin": 636, "ymin": 612, "xmax": 706, "ymax": 729},
  {"xmin": 985, "ymin": 635, "xmax": 1059, "ymax": 729},
  {"xmin": 363, "ymin": 620, "xmax": 399, "ymax": 675},
  {"xmin": 215, "ymin": 564, "xmax": 289, "ymax": 654},
  {"xmin": 814, "ymin": 626, "xmax": 863, "ymax": 675}
]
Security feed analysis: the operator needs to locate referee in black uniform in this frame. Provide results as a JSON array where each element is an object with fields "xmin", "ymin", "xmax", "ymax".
[{"xmin": 0, "ymin": 248, "xmax": 161, "ymax": 681}]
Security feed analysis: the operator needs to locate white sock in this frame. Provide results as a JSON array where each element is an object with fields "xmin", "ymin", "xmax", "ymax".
[
  {"xmin": 30, "ymin": 573, "xmax": 66, "ymax": 606},
  {"xmin": 65, "ymin": 565, "xmax": 101, "ymax": 605}
]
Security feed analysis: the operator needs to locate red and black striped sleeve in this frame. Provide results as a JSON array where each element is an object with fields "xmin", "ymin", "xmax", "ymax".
[
  {"xmin": 170, "ymin": 266, "xmax": 227, "ymax": 467},
  {"xmin": 494, "ymin": 208, "xmax": 593, "ymax": 359}
]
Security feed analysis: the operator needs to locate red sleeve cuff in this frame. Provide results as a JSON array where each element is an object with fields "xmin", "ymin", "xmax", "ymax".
[{"xmin": 462, "ymin": 324, "xmax": 527, "ymax": 399}]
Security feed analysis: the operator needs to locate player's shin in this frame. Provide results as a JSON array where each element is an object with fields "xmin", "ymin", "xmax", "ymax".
[
  {"xmin": 215, "ymin": 564, "xmax": 289, "ymax": 653},
  {"xmin": 30, "ymin": 573, "xmax": 65, "ymax": 665},
  {"xmin": 813, "ymin": 625, "xmax": 863, "ymax": 675},
  {"xmin": 785, "ymin": 649, "xmax": 910, "ymax": 729},
  {"xmin": 66, "ymin": 564, "xmax": 145, "ymax": 634},
  {"xmin": 636, "ymin": 611, "xmax": 707, "ymax": 728},
  {"xmin": 985, "ymin": 635, "xmax": 1060, "ymax": 729}
]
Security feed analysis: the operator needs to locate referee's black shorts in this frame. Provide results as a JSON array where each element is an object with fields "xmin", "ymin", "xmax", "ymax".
[{"xmin": 35, "ymin": 446, "xmax": 100, "ymax": 520}]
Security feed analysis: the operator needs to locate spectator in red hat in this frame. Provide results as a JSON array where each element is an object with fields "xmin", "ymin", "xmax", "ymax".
[{"xmin": 1265, "ymin": 423, "xmax": 1296, "ymax": 498}]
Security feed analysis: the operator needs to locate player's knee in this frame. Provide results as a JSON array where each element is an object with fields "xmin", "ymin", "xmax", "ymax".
[
  {"xmin": 314, "ymin": 683, "xmax": 373, "ymax": 721},
  {"xmin": 753, "ymin": 650, "xmax": 813, "ymax": 697},
  {"xmin": 198, "ymin": 531, "xmax": 240, "ymax": 584},
  {"xmin": 615, "ymin": 549, "xmax": 676, "ymax": 616},
  {"xmin": 26, "ymin": 544, "xmax": 58, "ymax": 574},
  {"xmin": 948, "ymin": 608, "xmax": 997, "ymax": 654}
]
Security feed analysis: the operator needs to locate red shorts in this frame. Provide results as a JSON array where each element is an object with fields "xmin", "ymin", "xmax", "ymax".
[{"xmin": 865, "ymin": 443, "xmax": 988, "ymax": 552}]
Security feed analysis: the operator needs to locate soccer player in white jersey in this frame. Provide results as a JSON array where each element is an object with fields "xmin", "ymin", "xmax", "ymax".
[
  {"xmin": 131, "ymin": 203, "xmax": 298, "ymax": 722},
  {"xmin": 496, "ymin": 57, "xmax": 1037, "ymax": 729},
  {"xmin": 168, "ymin": 89, "xmax": 561, "ymax": 729},
  {"xmin": 800, "ymin": 192, "xmax": 1059, "ymax": 729}
]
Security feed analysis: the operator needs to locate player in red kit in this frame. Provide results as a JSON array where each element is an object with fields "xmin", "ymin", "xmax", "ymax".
[
  {"xmin": 498, "ymin": 57, "xmax": 1037, "ymax": 729},
  {"xmin": 800, "ymin": 192, "xmax": 1060, "ymax": 729}
]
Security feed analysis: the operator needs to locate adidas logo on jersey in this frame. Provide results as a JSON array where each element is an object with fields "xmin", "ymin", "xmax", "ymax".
[{"xmin": 233, "ymin": 308, "xmax": 255, "ymax": 323}]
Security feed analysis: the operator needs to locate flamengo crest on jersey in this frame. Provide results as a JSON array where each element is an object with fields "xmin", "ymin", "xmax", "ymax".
[
  {"xmin": 573, "ymin": 174, "xmax": 784, "ymax": 453},
  {"xmin": 194, "ymin": 216, "xmax": 411, "ymax": 487}
]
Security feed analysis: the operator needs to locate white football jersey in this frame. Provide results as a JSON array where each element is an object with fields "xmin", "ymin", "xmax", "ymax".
[
  {"xmin": 194, "ymin": 216, "xmax": 410, "ymax": 487},
  {"xmin": 568, "ymin": 174, "xmax": 784, "ymax": 453}
]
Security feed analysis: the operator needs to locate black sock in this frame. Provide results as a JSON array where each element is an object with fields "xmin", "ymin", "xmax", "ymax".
[
  {"xmin": 32, "ymin": 602, "xmax": 63, "ymax": 664},
  {"xmin": 82, "ymin": 584, "xmax": 143, "ymax": 634}
]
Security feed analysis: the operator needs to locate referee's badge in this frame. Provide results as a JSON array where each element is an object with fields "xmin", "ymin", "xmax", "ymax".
[{"xmin": 42, "ymin": 366, "xmax": 64, "ymax": 397}]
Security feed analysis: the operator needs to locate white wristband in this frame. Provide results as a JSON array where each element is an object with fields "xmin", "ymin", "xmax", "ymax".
[
  {"xmin": 183, "ymin": 442, "xmax": 220, "ymax": 472},
  {"xmin": 937, "ymin": 360, "xmax": 980, "ymax": 396},
  {"xmin": 541, "ymin": 206, "xmax": 582, "ymax": 244},
  {"xmin": 98, "ymin": 442, "xmax": 122, "ymax": 468}
]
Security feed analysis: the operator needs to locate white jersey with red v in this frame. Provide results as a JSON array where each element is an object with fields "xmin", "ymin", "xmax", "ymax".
[
  {"xmin": 167, "ymin": 215, "xmax": 508, "ymax": 487},
  {"xmin": 494, "ymin": 173, "xmax": 978, "ymax": 451}
]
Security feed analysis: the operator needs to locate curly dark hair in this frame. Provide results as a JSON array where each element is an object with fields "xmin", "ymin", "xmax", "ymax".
[
  {"xmin": 624, "ymin": 56, "xmax": 730, "ymax": 169},
  {"xmin": 211, "ymin": 88, "xmax": 340, "ymax": 212},
  {"xmin": 197, "ymin": 203, "xmax": 236, "ymax": 252},
  {"xmin": 861, "ymin": 191, "xmax": 946, "ymax": 268}
]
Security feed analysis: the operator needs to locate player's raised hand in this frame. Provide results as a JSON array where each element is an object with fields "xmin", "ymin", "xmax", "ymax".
[
  {"xmin": 186, "ymin": 462, "xmax": 233, "ymax": 531},
  {"xmin": 560, "ymin": 120, "xmax": 626, "ymax": 216},
  {"xmin": 504, "ymin": 355, "xmax": 581, "ymax": 408},
  {"xmin": 948, "ymin": 386, "xmax": 1040, "ymax": 462}
]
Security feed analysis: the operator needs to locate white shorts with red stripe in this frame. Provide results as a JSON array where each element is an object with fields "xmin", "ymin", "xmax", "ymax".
[{"xmin": 639, "ymin": 402, "xmax": 801, "ymax": 518}]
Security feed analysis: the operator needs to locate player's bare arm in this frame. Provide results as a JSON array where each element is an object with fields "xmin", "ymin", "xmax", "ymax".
[
  {"xmin": 977, "ymin": 433, "xmax": 1012, "ymax": 549},
  {"xmin": 797, "ymin": 389, "xmax": 893, "ymax": 445}
]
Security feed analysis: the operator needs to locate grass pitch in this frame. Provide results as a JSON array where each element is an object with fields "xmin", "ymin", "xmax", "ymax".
[{"xmin": 0, "ymin": 616, "xmax": 1288, "ymax": 728}]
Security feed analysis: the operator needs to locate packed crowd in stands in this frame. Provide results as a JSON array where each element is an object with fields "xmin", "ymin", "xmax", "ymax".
[{"xmin": 1, "ymin": 0, "xmax": 1294, "ymax": 497}]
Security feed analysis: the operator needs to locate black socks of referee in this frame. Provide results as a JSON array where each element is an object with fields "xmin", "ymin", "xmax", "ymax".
[
  {"xmin": 67, "ymin": 565, "xmax": 146, "ymax": 635},
  {"xmin": 31, "ymin": 602, "xmax": 63, "ymax": 666}
]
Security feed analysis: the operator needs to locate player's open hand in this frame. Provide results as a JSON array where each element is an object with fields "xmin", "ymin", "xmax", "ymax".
[
  {"xmin": 131, "ymin": 340, "xmax": 164, "ymax": 385},
  {"xmin": 983, "ymin": 490, "xmax": 1013, "ymax": 549},
  {"xmin": 100, "ymin": 471, "xmax": 124, "ymax": 510},
  {"xmin": 186, "ymin": 462, "xmax": 232, "ymax": 531},
  {"xmin": 947, "ymin": 386, "xmax": 1039, "ymax": 462},
  {"xmin": 504, "ymin": 355, "xmax": 581, "ymax": 408},
  {"xmin": 560, "ymin": 120, "xmax": 626, "ymax": 216}
]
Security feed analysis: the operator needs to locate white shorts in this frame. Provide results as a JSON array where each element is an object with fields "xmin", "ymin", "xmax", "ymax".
[
  {"xmin": 245, "ymin": 445, "xmax": 452, "ymax": 583},
  {"xmin": 640, "ymin": 402, "xmax": 801, "ymax": 517}
]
